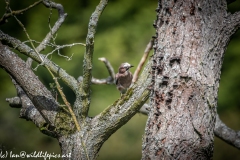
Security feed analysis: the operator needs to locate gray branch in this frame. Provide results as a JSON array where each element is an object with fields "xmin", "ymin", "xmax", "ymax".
[
  {"xmin": 77, "ymin": 57, "xmax": 115, "ymax": 85},
  {"xmin": 98, "ymin": 57, "xmax": 115, "ymax": 83},
  {"xmin": 80, "ymin": 0, "xmax": 108, "ymax": 117},
  {"xmin": 133, "ymin": 37, "xmax": 154, "ymax": 83},
  {"xmin": 26, "ymin": 0, "xmax": 67, "ymax": 67},
  {"xmin": 36, "ymin": 0, "xmax": 67, "ymax": 52},
  {"xmin": 0, "ymin": 30, "xmax": 78, "ymax": 92},
  {"xmin": 0, "ymin": 0, "xmax": 42, "ymax": 25},
  {"xmin": 223, "ymin": 11, "xmax": 240, "ymax": 39},
  {"xmin": 214, "ymin": 114, "xmax": 240, "ymax": 149},
  {"xmin": 0, "ymin": 43, "xmax": 58, "ymax": 126},
  {"xmin": 7, "ymin": 77, "xmax": 46, "ymax": 128}
]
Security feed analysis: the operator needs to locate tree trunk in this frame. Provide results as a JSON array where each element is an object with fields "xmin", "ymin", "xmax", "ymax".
[{"xmin": 142, "ymin": 0, "xmax": 234, "ymax": 159}]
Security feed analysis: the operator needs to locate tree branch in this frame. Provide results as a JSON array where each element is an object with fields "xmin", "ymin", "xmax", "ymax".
[
  {"xmin": 98, "ymin": 57, "xmax": 115, "ymax": 83},
  {"xmin": 77, "ymin": 57, "xmax": 115, "ymax": 85},
  {"xmin": 0, "ymin": 30, "xmax": 78, "ymax": 92},
  {"xmin": 214, "ymin": 114, "xmax": 240, "ymax": 149},
  {"xmin": 26, "ymin": 0, "xmax": 68, "ymax": 67},
  {"xmin": 0, "ymin": 43, "xmax": 75, "ymax": 136},
  {"xmin": 36, "ymin": 0, "xmax": 67, "ymax": 52},
  {"xmin": 0, "ymin": 43, "xmax": 58, "ymax": 125},
  {"xmin": 223, "ymin": 11, "xmax": 240, "ymax": 40},
  {"xmin": 80, "ymin": 0, "xmax": 108, "ymax": 117},
  {"xmin": 7, "ymin": 77, "xmax": 46, "ymax": 128},
  {"xmin": 133, "ymin": 37, "xmax": 154, "ymax": 83},
  {"xmin": 0, "ymin": 0, "xmax": 42, "ymax": 25}
]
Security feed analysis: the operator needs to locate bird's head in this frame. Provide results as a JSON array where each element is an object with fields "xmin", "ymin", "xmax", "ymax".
[{"xmin": 118, "ymin": 62, "xmax": 134, "ymax": 73}]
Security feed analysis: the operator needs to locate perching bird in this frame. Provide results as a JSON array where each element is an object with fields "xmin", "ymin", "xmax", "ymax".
[{"xmin": 115, "ymin": 62, "xmax": 134, "ymax": 94}]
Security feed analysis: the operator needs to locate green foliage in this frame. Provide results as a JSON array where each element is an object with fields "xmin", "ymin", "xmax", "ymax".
[{"xmin": 0, "ymin": 0, "xmax": 240, "ymax": 159}]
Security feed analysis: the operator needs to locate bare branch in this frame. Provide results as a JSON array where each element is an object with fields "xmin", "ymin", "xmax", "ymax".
[
  {"xmin": 222, "ymin": 11, "xmax": 240, "ymax": 41},
  {"xmin": 34, "ymin": 42, "xmax": 84, "ymax": 70},
  {"xmin": 80, "ymin": 0, "xmax": 108, "ymax": 117},
  {"xmin": 0, "ymin": 43, "xmax": 76, "ymax": 136},
  {"xmin": 91, "ymin": 77, "xmax": 113, "ymax": 84},
  {"xmin": 36, "ymin": 0, "xmax": 67, "ymax": 52},
  {"xmin": 78, "ymin": 76, "xmax": 113, "ymax": 85},
  {"xmin": 214, "ymin": 114, "xmax": 240, "ymax": 149},
  {"xmin": 0, "ymin": 43, "xmax": 58, "ymax": 126},
  {"xmin": 132, "ymin": 38, "xmax": 154, "ymax": 83},
  {"xmin": 0, "ymin": 0, "xmax": 42, "ymax": 25},
  {"xmin": 26, "ymin": 0, "xmax": 67, "ymax": 67},
  {"xmin": 7, "ymin": 77, "xmax": 46, "ymax": 128},
  {"xmin": 77, "ymin": 57, "xmax": 115, "ymax": 85},
  {"xmin": 98, "ymin": 57, "xmax": 115, "ymax": 83},
  {"xmin": 0, "ymin": 30, "xmax": 79, "ymax": 92}
]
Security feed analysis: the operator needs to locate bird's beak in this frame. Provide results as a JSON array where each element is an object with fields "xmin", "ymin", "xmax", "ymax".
[{"xmin": 130, "ymin": 65, "xmax": 134, "ymax": 68}]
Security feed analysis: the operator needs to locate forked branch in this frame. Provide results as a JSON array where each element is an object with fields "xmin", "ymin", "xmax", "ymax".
[
  {"xmin": 27, "ymin": 0, "xmax": 68, "ymax": 67},
  {"xmin": 80, "ymin": 0, "xmax": 108, "ymax": 117},
  {"xmin": 0, "ymin": 43, "xmax": 58, "ymax": 126},
  {"xmin": 6, "ymin": 77, "xmax": 46, "ymax": 129}
]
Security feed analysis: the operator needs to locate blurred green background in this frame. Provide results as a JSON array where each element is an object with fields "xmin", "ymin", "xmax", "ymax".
[{"xmin": 0, "ymin": 0, "xmax": 239, "ymax": 160}]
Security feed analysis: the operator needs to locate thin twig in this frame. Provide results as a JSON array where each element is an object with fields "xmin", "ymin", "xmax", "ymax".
[
  {"xmin": 51, "ymin": 75, "xmax": 81, "ymax": 131},
  {"xmin": 34, "ymin": 43, "xmax": 85, "ymax": 71},
  {"xmin": 132, "ymin": 37, "xmax": 154, "ymax": 83},
  {"xmin": 0, "ymin": 30, "xmax": 79, "ymax": 92},
  {"xmin": 78, "ymin": 76, "xmax": 114, "ymax": 84},
  {"xmin": 0, "ymin": 0, "xmax": 42, "ymax": 25}
]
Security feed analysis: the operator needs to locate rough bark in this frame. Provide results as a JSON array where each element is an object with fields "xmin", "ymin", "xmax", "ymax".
[
  {"xmin": 142, "ymin": 0, "xmax": 238, "ymax": 159},
  {"xmin": 0, "ymin": 43, "xmax": 76, "ymax": 137},
  {"xmin": 0, "ymin": 43, "xmax": 58, "ymax": 126}
]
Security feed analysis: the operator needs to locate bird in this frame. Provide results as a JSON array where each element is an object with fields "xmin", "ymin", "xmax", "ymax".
[{"xmin": 115, "ymin": 62, "xmax": 134, "ymax": 94}]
